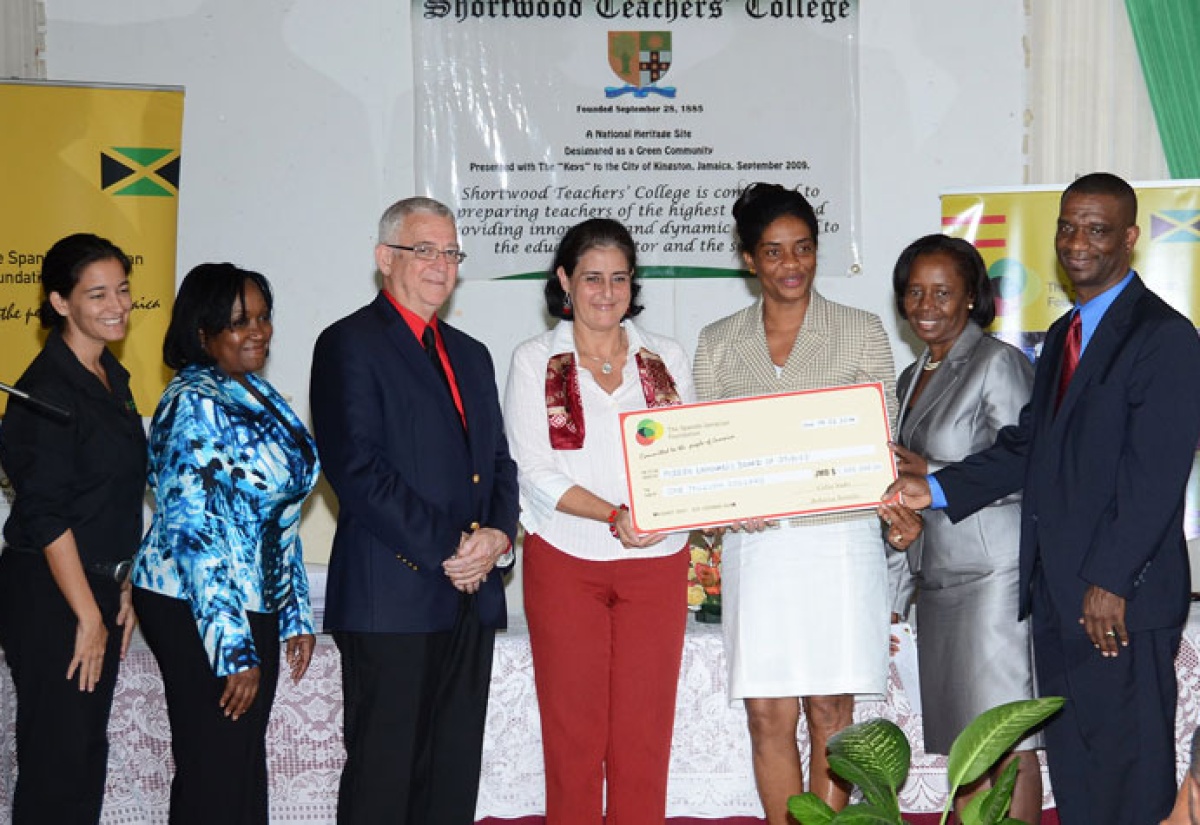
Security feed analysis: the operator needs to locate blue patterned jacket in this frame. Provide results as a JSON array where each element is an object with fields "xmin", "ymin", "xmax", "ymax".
[{"xmin": 133, "ymin": 365, "xmax": 319, "ymax": 677}]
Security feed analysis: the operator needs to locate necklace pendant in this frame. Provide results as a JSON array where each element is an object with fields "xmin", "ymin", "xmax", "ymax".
[{"xmin": 601, "ymin": 361, "xmax": 613, "ymax": 375}]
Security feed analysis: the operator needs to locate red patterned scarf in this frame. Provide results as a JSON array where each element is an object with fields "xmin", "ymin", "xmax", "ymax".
[{"xmin": 545, "ymin": 347, "xmax": 681, "ymax": 450}]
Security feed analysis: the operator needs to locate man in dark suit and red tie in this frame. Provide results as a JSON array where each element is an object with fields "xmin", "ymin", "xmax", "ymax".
[
  {"xmin": 310, "ymin": 196, "xmax": 519, "ymax": 825},
  {"xmin": 884, "ymin": 173, "xmax": 1200, "ymax": 824}
]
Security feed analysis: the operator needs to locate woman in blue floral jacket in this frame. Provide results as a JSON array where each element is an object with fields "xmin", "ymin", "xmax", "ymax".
[{"xmin": 132, "ymin": 263, "xmax": 319, "ymax": 825}]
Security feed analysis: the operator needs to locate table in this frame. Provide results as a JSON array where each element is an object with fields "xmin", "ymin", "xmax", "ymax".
[
  {"xmin": 479, "ymin": 619, "xmax": 1050, "ymax": 818},
  {"xmin": 6, "ymin": 608, "xmax": 1200, "ymax": 823}
]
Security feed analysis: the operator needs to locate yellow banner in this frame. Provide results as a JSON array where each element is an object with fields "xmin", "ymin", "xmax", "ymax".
[
  {"xmin": 941, "ymin": 182, "xmax": 1200, "ymax": 352},
  {"xmin": 941, "ymin": 181, "xmax": 1200, "ymax": 536},
  {"xmin": 0, "ymin": 81, "xmax": 183, "ymax": 415}
]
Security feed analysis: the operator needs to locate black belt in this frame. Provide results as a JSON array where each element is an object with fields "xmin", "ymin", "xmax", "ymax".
[
  {"xmin": 3, "ymin": 546, "xmax": 132, "ymax": 584},
  {"xmin": 86, "ymin": 558, "xmax": 133, "ymax": 584}
]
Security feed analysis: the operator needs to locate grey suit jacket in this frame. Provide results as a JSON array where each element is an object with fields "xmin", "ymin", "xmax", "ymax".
[
  {"xmin": 888, "ymin": 322, "xmax": 1033, "ymax": 614},
  {"xmin": 694, "ymin": 291, "xmax": 897, "ymax": 526}
]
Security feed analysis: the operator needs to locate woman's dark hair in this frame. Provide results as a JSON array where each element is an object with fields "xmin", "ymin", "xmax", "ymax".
[
  {"xmin": 163, "ymin": 263, "xmax": 274, "ymax": 370},
  {"xmin": 892, "ymin": 234, "xmax": 996, "ymax": 327},
  {"xmin": 544, "ymin": 218, "xmax": 644, "ymax": 320},
  {"xmin": 731, "ymin": 182, "xmax": 820, "ymax": 254},
  {"xmin": 38, "ymin": 233, "xmax": 133, "ymax": 328}
]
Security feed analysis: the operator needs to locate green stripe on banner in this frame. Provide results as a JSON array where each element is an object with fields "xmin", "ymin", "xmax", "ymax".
[
  {"xmin": 1125, "ymin": 0, "xmax": 1200, "ymax": 178},
  {"xmin": 497, "ymin": 266, "xmax": 746, "ymax": 281},
  {"xmin": 113, "ymin": 146, "xmax": 175, "ymax": 166}
]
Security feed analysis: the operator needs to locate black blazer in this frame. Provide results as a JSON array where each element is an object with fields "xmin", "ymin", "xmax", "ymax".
[
  {"xmin": 310, "ymin": 293, "xmax": 519, "ymax": 633},
  {"xmin": 1, "ymin": 328, "xmax": 146, "ymax": 565},
  {"xmin": 936, "ymin": 275, "xmax": 1200, "ymax": 631}
]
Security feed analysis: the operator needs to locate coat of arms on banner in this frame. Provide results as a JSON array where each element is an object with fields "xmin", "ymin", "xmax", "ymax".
[{"xmin": 606, "ymin": 31, "xmax": 676, "ymax": 99}]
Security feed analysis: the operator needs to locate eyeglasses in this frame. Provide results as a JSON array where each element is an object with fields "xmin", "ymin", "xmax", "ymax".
[{"xmin": 383, "ymin": 243, "xmax": 468, "ymax": 264}]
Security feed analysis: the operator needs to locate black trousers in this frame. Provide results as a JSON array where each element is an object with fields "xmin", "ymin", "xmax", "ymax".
[
  {"xmin": 0, "ymin": 550, "xmax": 123, "ymax": 825},
  {"xmin": 133, "ymin": 586, "xmax": 280, "ymax": 825},
  {"xmin": 334, "ymin": 594, "xmax": 495, "ymax": 825},
  {"xmin": 1032, "ymin": 574, "xmax": 1181, "ymax": 825}
]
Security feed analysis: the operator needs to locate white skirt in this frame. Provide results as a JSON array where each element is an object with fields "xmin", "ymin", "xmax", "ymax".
[{"xmin": 723, "ymin": 518, "xmax": 890, "ymax": 701}]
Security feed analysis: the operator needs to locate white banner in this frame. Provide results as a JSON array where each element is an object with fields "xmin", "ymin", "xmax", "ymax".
[{"xmin": 413, "ymin": 0, "xmax": 860, "ymax": 280}]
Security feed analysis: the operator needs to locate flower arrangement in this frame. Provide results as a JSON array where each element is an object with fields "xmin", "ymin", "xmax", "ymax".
[{"xmin": 686, "ymin": 530, "xmax": 722, "ymax": 623}]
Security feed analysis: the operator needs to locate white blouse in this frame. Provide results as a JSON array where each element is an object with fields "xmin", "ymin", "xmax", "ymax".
[{"xmin": 503, "ymin": 320, "xmax": 696, "ymax": 561}]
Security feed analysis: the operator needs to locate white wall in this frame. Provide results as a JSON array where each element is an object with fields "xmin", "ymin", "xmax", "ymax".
[{"xmin": 42, "ymin": 0, "xmax": 1027, "ymax": 610}]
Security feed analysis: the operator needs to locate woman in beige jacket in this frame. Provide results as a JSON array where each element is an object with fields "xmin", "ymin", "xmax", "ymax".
[{"xmin": 694, "ymin": 183, "xmax": 896, "ymax": 822}]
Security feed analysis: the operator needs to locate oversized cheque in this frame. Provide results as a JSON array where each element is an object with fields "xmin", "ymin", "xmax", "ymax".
[{"xmin": 619, "ymin": 383, "xmax": 895, "ymax": 532}]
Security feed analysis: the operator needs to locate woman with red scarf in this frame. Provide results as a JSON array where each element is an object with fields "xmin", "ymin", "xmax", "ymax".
[{"xmin": 504, "ymin": 218, "xmax": 695, "ymax": 824}]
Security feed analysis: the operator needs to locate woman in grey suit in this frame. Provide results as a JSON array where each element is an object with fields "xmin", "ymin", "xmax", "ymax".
[
  {"xmin": 882, "ymin": 234, "xmax": 1042, "ymax": 822},
  {"xmin": 694, "ymin": 183, "xmax": 896, "ymax": 821}
]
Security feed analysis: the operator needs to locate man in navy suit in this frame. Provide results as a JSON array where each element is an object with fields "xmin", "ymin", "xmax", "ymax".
[
  {"xmin": 310, "ymin": 196, "xmax": 519, "ymax": 825},
  {"xmin": 885, "ymin": 173, "xmax": 1200, "ymax": 824}
]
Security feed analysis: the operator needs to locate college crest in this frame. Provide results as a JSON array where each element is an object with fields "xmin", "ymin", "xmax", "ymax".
[{"xmin": 606, "ymin": 31, "xmax": 677, "ymax": 99}]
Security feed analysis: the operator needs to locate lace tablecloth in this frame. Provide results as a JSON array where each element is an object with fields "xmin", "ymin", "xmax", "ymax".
[{"xmin": 5, "ymin": 609, "xmax": 1200, "ymax": 823}]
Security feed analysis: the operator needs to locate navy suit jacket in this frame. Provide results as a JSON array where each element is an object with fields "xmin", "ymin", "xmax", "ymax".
[
  {"xmin": 310, "ymin": 292, "xmax": 519, "ymax": 633},
  {"xmin": 936, "ymin": 274, "xmax": 1200, "ymax": 632}
]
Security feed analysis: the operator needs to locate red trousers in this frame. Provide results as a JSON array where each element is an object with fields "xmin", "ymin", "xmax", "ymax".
[{"xmin": 523, "ymin": 534, "xmax": 689, "ymax": 825}]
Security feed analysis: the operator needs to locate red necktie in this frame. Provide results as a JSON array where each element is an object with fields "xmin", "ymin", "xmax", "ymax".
[
  {"xmin": 422, "ymin": 325, "xmax": 465, "ymax": 432},
  {"xmin": 421, "ymin": 325, "xmax": 453, "ymax": 397},
  {"xmin": 1056, "ymin": 311, "xmax": 1081, "ymax": 410}
]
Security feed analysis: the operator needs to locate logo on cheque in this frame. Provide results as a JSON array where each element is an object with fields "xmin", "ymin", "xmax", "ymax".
[{"xmin": 635, "ymin": 418, "xmax": 664, "ymax": 446}]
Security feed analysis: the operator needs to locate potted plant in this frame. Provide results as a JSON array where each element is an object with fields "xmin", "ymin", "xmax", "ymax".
[{"xmin": 788, "ymin": 696, "xmax": 1063, "ymax": 825}]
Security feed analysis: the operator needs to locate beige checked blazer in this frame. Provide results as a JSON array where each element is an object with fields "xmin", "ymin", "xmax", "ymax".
[{"xmin": 693, "ymin": 291, "xmax": 898, "ymax": 526}]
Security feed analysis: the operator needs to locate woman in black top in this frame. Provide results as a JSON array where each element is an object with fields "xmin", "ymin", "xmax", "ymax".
[{"xmin": 0, "ymin": 233, "xmax": 147, "ymax": 825}]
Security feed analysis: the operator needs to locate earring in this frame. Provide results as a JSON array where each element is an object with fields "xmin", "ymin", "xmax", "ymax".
[
  {"xmin": 968, "ymin": 302, "xmax": 975, "ymax": 309},
  {"xmin": 563, "ymin": 293, "xmax": 572, "ymax": 316}
]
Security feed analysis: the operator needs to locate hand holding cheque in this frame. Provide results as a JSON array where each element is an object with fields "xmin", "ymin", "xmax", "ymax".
[{"xmin": 881, "ymin": 473, "xmax": 933, "ymax": 511}]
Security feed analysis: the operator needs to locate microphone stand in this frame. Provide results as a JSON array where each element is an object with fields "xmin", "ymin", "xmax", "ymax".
[{"xmin": 0, "ymin": 380, "xmax": 72, "ymax": 422}]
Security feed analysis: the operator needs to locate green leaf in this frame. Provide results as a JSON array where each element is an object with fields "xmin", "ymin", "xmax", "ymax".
[
  {"xmin": 945, "ymin": 698, "xmax": 1063, "ymax": 792},
  {"xmin": 957, "ymin": 758, "xmax": 1018, "ymax": 825},
  {"xmin": 788, "ymin": 792, "xmax": 836, "ymax": 825},
  {"xmin": 829, "ymin": 802, "xmax": 904, "ymax": 825},
  {"xmin": 825, "ymin": 719, "xmax": 909, "ymax": 816},
  {"xmin": 980, "ymin": 759, "xmax": 1019, "ymax": 824},
  {"xmin": 828, "ymin": 753, "xmax": 902, "ymax": 819},
  {"xmin": 959, "ymin": 790, "xmax": 985, "ymax": 825}
]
